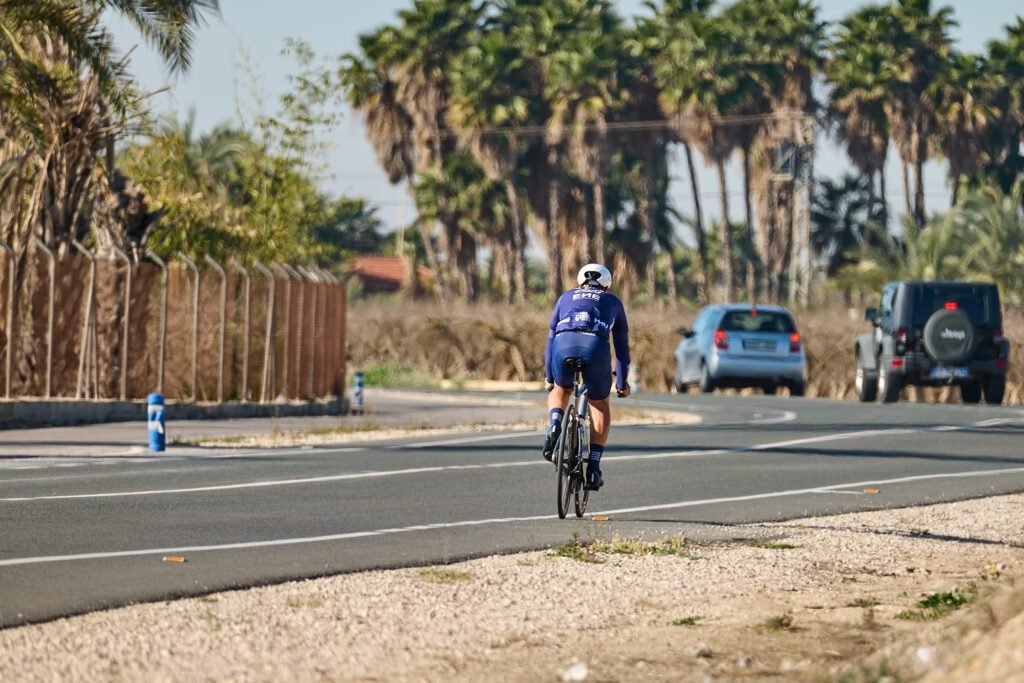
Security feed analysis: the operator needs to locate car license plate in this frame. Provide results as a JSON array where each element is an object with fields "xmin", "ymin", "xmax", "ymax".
[
  {"xmin": 743, "ymin": 339, "xmax": 775, "ymax": 351},
  {"xmin": 931, "ymin": 366, "xmax": 969, "ymax": 380}
]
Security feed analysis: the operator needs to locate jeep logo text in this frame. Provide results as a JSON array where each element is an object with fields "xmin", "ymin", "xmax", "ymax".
[{"xmin": 940, "ymin": 328, "xmax": 966, "ymax": 341}]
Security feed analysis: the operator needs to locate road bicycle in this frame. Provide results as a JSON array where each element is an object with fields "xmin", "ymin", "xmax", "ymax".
[{"xmin": 556, "ymin": 358, "xmax": 591, "ymax": 519}]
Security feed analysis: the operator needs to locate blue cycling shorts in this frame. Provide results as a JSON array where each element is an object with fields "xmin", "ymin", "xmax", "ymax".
[{"xmin": 551, "ymin": 331, "xmax": 612, "ymax": 400}]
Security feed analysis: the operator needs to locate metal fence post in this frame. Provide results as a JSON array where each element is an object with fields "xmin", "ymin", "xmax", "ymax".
[
  {"xmin": 146, "ymin": 250, "xmax": 168, "ymax": 396},
  {"xmin": 204, "ymin": 255, "xmax": 227, "ymax": 403},
  {"xmin": 111, "ymin": 246, "xmax": 132, "ymax": 400},
  {"xmin": 300, "ymin": 267, "xmax": 319, "ymax": 398},
  {"xmin": 229, "ymin": 258, "xmax": 251, "ymax": 402},
  {"xmin": 33, "ymin": 238, "xmax": 55, "ymax": 399},
  {"xmin": 0, "ymin": 240, "xmax": 14, "ymax": 400},
  {"xmin": 284, "ymin": 264, "xmax": 306, "ymax": 399},
  {"xmin": 177, "ymin": 253, "xmax": 200, "ymax": 402},
  {"xmin": 253, "ymin": 261, "xmax": 275, "ymax": 403},
  {"xmin": 72, "ymin": 241, "xmax": 96, "ymax": 399},
  {"xmin": 272, "ymin": 264, "xmax": 292, "ymax": 400}
]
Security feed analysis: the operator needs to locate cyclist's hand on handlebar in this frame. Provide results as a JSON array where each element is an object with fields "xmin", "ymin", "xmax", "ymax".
[{"xmin": 616, "ymin": 385, "xmax": 631, "ymax": 398}]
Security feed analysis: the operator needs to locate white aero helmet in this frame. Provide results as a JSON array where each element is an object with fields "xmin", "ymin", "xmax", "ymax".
[{"xmin": 577, "ymin": 263, "xmax": 612, "ymax": 289}]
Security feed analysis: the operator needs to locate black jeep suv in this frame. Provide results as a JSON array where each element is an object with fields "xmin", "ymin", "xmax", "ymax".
[{"xmin": 855, "ymin": 281, "xmax": 1010, "ymax": 404}]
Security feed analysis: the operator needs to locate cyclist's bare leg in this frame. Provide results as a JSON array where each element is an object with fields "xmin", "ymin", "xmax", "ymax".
[
  {"xmin": 547, "ymin": 385, "xmax": 572, "ymax": 413},
  {"xmin": 589, "ymin": 397, "xmax": 610, "ymax": 446}
]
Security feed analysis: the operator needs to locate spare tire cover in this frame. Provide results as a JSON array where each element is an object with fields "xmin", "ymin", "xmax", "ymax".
[{"xmin": 922, "ymin": 309, "xmax": 976, "ymax": 364}]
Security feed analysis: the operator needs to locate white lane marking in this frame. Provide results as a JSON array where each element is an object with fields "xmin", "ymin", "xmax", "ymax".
[
  {"xmin": 631, "ymin": 399, "xmax": 797, "ymax": 425},
  {"xmin": 597, "ymin": 466, "xmax": 1024, "ymax": 517},
  {"xmin": 398, "ymin": 430, "xmax": 543, "ymax": 449},
  {"xmin": 4, "ymin": 465, "xmax": 1024, "ymax": 568},
  {"xmin": 5, "ymin": 418, "xmax": 1018, "ymax": 502}
]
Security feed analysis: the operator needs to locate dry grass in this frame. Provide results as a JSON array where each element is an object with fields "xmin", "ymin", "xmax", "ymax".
[{"xmin": 347, "ymin": 297, "xmax": 1024, "ymax": 403}]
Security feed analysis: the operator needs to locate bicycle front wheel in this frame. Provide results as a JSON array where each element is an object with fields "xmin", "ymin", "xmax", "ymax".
[{"xmin": 555, "ymin": 414, "xmax": 576, "ymax": 519}]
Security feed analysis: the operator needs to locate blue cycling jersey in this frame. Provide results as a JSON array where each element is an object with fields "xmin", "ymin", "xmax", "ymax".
[{"xmin": 544, "ymin": 287, "xmax": 631, "ymax": 389}]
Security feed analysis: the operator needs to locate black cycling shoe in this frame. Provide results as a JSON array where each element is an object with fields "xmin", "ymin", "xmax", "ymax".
[
  {"xmin": 542, "ymin": 422, "xmax": 561, "ymax": 462},
  {"xmin": 585, "ymin": 466, "xmax": 604, "ymax": 491}
]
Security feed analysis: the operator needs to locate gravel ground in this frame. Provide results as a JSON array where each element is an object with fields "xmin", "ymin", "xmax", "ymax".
[{"xmin": 2, "ymin": 494, "xmax": 1023, "ymax": 682}]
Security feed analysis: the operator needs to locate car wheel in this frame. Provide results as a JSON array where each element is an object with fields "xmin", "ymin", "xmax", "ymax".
[
  {"xmin": 982, "ymin": 374, "xmax": 1006, "ymax": 405},
  {"xmin": 763, "ymin": 385, "xmax": 777, "ymax": 396},
  {"xmin": 855, "ymin": 356, "xmax": 878, "ymax": 402},
  {"xmin": 675, "ymin": 378, "xmax": 688, "ymax": 394},
  {"xmin": 960, "ymin": 379, "xmax": 982, "ymax": 404},
  {"xmin": 878, "ymin": 365, "xmax": 901, "ymax": 403},
  {"xmin": 698, "ymin": 362, "xmax": 715, "ymax": 394},
  {"xmin": 789, "ymin": 381, "xmax": 805, "ymax": 397}
]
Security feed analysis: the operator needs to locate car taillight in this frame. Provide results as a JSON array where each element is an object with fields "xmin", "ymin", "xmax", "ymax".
[
  {"xmin": 714, "ymin": 329, "xmax": 729, "ymax": 350},
  {"xmin": 944, "ymin": 301, "xmax": 958, "ymax": 310},
  {"xmin": 789, "ymin": 332, "xmax": 802, "ymax": 353},
  {"xmin": 895, "ymin": 326, "xmax": 908, "ymax": 354}
]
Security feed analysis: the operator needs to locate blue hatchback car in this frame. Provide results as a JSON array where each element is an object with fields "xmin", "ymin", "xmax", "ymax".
[{"xmin": 673, "ymin": 304, "xmax": 807, "ymax": 395}]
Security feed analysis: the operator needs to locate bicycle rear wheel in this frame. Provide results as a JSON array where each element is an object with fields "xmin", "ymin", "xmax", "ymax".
[
  {"xmin": 574, "ymin": 406, "xmax": 591, "ymax": 518},
  {"xmin": 555, "ymin": 413, "xmax": 577, "ymax": 519}
]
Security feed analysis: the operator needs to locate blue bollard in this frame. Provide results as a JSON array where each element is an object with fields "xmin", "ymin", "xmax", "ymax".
[
  {"xmin": 353, "ymin": 371, "xmax": 365, "ymax": 415},
  {"xmin": 148, "ymin": 393, "xmax": 166, "ymax": 452}
]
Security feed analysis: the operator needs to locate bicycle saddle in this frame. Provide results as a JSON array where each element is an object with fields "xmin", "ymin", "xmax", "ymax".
[{"xmin": 563, "ymin": 358, "xmax": 587, "ymax": 372}]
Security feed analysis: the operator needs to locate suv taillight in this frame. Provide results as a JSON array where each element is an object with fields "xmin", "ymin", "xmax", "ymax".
[
  {"xmin": 789, "ymin": 332, "xmax": 802, "ymax": 353},
  {"xmin": 714, "ymin": 329, "xmax": 729, "ymax": 350},
  {"xmin": 895, "ymin": 326, "xmax": 908, "ymax": 354}
]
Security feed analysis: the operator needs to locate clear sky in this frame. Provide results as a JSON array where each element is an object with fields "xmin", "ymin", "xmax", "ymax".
[{"xmin": 108, "ymin": 1, "xmax": 1022, "ymax": 237}]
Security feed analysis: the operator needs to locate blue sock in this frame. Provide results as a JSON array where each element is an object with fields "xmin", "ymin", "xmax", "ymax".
[
  {"xmin": 589, "ymin": 444, "xmax": 604, "ymax": 466},
  {"xmin": 549, "ymin": 408, "xmax": 564, "ymax": 427}
]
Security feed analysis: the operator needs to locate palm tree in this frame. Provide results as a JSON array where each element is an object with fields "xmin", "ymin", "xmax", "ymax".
[
  {"xmin": 447, "ymin": 3, "xmax": 537, "ymax": 303},
  {"xmin": 540, "ymin": 0, "xmax": 625, "ymax": 270},
  {"xmin": 811, "ymin": 174, "xmax": 877, "ymax": 278},
  {"xmin": 985, "ymin": 18, "xmax": 1024, "ymax": 191},
  {"xmin": 644, "ymin": 0, "xmax": 715, "ymax": 303},
  {"xmin": 886, "ymin": 0, "xmax": 956, "ymax": 226},
  {"xmin": 929, "ymin": 52, "xmax": 1008, "ymax": 206},
  {"xmin": 656, "ymin": 4, "xmax": 754, "ymax": 302},
  {"xmin": 826, "ymin": 6, "xmax": 898, "ymax": 229}
]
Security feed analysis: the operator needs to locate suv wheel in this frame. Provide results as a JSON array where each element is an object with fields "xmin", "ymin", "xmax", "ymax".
[
  {"xmin": 982, "ymin": 375, "xmax": 1005, "ymax": 405},
  {"xmin": 698, "ymin": 362, "xmax": 715, "ymax": 393},
  {"xmin": 789, "ymin": 381, "xmax": 805, "ymax": 397},
  {"xmin": 878, "ymin": 365, "xmax": 901, "ymax": 403},
  {"xmin": 855, "ymin": 357, "xmax": 878, "ymax": 402},
  {"xmin": 960, "ymin": 380, "xmax": 982, "ymax": 404},
  {"xmin": 763, "ymin": 385, "xmax": 777, "ymax": 396}
]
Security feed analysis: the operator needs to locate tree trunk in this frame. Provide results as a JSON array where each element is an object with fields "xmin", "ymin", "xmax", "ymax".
[
  {"xmin": 902, "ymin": 162, "xmax": 913, "ymax": 218},
  {"xmin": 684, "ymin": 143, "xmax": 709, "ymax": 304},
  {"xmin": 643, "ymin": 148, "xmax": 657, "ymax": 300},
  {"xmin": 951, "ymin": 171, "xmax": 962, "ymax": 208},
  {"xmin": 505, "ymin": 181, "xmax": 527, "ymax": 304},
  {"xmin": 592, "ymin": 182, "xmax": 605, "ymax": 263},
  {"xmin": 879, "ymin": 163, "xmax": 889, "ymax": 231},
  {"xmin": 914, "ymin": 157, "xmax": 926, "ymax": 226},
  {"xmin": 716, "ymin": 160, "xmax": 734, "ymax": 303},
  {"xmin": 663, "ymin": 250, "xmax": 678, "ymax": 305},
  {"xmin": 547, "ymin": 166, "xmax": 562, "ymax": 299},
  {"xmin": 742, "ymin": 145, "xmax": 757, "ymax": 302},
  {"xmin": 418, "ymin": 220, "xmax": 448, "ymax": 305}
]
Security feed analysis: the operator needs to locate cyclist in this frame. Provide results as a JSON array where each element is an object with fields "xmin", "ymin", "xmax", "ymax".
[{"xmin": 542, "ymin": 263, "xmax": 631, "ymax": 490}]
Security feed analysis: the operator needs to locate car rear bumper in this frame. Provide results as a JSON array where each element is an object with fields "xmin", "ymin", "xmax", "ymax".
[
  {"xmin": 881, "ymin": 353, "xmax": 1008, "ymax": 383},
  {"xmin": 708, "ymin": 352, "xmax": 806, "ymax": 385}
]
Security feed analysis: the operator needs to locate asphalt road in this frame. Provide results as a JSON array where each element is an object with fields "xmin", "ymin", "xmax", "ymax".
[{"xmin": 3, "ymin": 392, "xmax": 1024, "ymax": 628}]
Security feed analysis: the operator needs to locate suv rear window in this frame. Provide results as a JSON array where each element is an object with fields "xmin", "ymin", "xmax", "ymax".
[
  {"xmin": 911, "ymin": 285, "xmax": 999, "ymax": 327},
  {"xmin": 720, "ymin": 310, "xmax": 795, "ymax": 333}
]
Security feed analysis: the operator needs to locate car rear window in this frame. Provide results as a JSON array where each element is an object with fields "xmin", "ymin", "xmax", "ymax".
[
  {"xmin": 720, "ymin": 310, "xmax": 795, "ymax": 333},
  {"xmin": 911, "ymin": 285, "xmax": 999, "ymax": 327}
]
